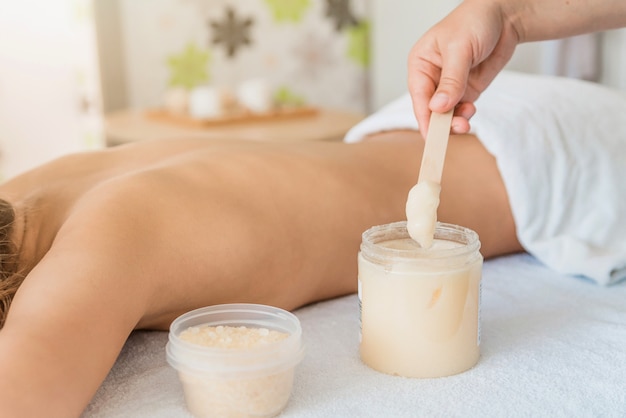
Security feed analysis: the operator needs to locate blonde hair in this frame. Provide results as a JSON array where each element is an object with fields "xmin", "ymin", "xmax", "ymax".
[{"xmin": 0, "ymin": 198, "xmax": 22, "ymax": 328}]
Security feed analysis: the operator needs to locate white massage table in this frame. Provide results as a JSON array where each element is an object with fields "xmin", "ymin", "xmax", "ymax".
[{"xmin": 84, "ymin": 252, "xmax": 626, "ymax": 417}]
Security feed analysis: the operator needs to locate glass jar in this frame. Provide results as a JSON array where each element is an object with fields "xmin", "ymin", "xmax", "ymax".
[{"xmin": 358, "ymin": 221, "xmax": 483, "ymax": 378}]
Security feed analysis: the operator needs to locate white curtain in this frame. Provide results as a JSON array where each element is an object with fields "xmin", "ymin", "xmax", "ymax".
[
  {"xmin": 0, "ymin": 0, "xmax": 103, "ymax": 181},
  {"xmin": 599, "ymin": 28, "xmax": 626, "ymax": 91},
  {"xmin": 540, "ymin": 33, "xmax": 602, "ymax": 82}
]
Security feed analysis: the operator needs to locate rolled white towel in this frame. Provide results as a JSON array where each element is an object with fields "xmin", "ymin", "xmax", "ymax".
[
  {"xmin": 237, "ymin": 78, "xmax": 274, "ymax": 113},
  {"xmin": 188, "ymin": 85, "xmax": 233, "ymax": 119}
]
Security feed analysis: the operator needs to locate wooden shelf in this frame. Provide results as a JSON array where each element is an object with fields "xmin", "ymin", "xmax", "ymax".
[
  {"xmin": 144, "ymin": 106, "xmax": 319, "ymax": 128},
  {"xmin": 105, "ymin": 108, "xmax": 365, "ymax": 146}
]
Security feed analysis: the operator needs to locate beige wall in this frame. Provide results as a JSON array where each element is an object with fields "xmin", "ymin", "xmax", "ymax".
[
  {"xmin": 369, "ymin": 0, "xmax": 459, "ymax": 111},
  {"xmin": 93, "ymin": 0, "xmax": 127, "ymax": 113}
]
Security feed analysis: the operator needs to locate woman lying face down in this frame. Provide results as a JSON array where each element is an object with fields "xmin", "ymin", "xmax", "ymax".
[{"xmin": 0, "ymin": 132, "xmax": 520, "ymax": 416}]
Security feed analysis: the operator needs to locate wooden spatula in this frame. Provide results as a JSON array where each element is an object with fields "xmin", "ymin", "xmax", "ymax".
[{"xmin": 405, "ymin": 109, "xmax": 454, "ymax": 248}]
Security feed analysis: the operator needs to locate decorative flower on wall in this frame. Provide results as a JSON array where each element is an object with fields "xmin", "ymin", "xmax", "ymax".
[
  {"xmin": 121, "ymin": 1, "xmax": 371, "ymax": 115},
  {"xmin": 210, "ymin": 7, "xmax": 254, "ymax": 58},
  {"xmin": 166, "ymin": 42, "xmax": 211, "ymax": 89},
  {"xmin": 292, "ymin": 32, "xmax": 336, "ymax": 80},
  {"xmin": 264, "ymin": 0, "xmax": 311, "ymax": 23},
  {"xmin": 347, "ymin": 20, "xmax": 369, "ymax": 67},
  {"xmin": 326, "ymin": 0, "xmax": 357, "ymax": 31}
]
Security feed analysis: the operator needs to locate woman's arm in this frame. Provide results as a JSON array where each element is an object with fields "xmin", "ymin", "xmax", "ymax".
[
  {"xmin": 408, "ymin": 0, "xmax": 626, "ymax": 136},
  {"xmin": 507, "ymin": 0, "xmax": 626, "ymax": 43},
  {"xmin": 0, "ymin": 210, "xmax": 149, "ymax": 417}
]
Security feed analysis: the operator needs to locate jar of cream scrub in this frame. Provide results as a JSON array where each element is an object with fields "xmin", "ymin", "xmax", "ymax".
[{"xmin": 358, "ymin": 221, "xmax": 483, "ymax": 378}]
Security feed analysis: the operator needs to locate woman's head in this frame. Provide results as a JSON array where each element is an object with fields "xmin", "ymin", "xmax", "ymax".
[{"xmin": 0, "ymin": 198, "xmax": 22, "ymax": 328}]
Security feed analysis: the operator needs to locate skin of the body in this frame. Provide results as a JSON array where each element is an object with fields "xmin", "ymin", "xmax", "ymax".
[
  {"xmin": 408, "ymin": 0, "xmax": 626, "ymax": 136},
  {"xmin": 0, "ymin": 132, "xmax": 520, "ymax": 417}
]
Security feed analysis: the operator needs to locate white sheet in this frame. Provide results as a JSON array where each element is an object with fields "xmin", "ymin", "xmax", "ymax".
[
  {"xmin": 345, "ymin": 71, "xmax": 626, "ymax": 285},
  {"xmin": 84, "ymin": 254, "xmax": 626, "ymax": 417}
]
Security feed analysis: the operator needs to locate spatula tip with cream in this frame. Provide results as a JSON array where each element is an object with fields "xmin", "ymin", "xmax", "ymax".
[{"xmin": 405, "ymin": 109, "xmax": 454, "ymax": 248}]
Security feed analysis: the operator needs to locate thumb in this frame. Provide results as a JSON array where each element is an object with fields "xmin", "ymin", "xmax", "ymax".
[{"xmin": 429, "ymin": 45, "xmax": 471, "ymax": 113}]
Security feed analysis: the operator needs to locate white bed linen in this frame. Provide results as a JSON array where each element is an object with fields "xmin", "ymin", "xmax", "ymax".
[{"xmin": 84, "ymin": 253, "xmax": 626, "ymax": 417}]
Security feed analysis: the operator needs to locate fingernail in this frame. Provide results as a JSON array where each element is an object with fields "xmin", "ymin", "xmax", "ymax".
[
  {"xmin": 451, "ymin": 121, "xmax": 468, "ymax": 134},
  {"xmin": 430, "ymin": 93, "xmax": 449, "ymax": 110}
]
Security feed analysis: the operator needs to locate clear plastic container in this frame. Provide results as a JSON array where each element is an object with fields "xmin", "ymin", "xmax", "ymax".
[
  {"xmin": 358, "ymin": 221, "xmax": 483, "ymax": 378},
  {"xmin": 166, "ymin": 304, "xmax": 305, "ymax": 418}
]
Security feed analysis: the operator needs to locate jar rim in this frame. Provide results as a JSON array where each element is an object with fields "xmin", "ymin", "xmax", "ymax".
[
  {"xmin": 166, "ymin": 303, "xmax": 305, "ymax": 377},
  {"xmin": 360, "ymin": 221, "xmax": 481, "ymax": 262}
]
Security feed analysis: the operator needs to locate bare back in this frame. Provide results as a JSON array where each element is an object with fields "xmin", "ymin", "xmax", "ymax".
[{"xmin": 4, "ymin": 134, "xmax": 519, "ymax": 329}]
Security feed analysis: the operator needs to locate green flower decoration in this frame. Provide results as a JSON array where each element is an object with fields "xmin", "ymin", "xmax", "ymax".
[
  {"xmin": 346, "ymin": 20, "xmax": 370, "ymax": 68},
  {"xmin": 166, "ymin": 43, "xmax": 211, "ymax": 89},
  {"xmin": 264, "ymin": 0, "xmax": 311, "ymax": 23},
  {"xmin": 274, "ymin": 86, "xmax": 306, "ymax": 107}
]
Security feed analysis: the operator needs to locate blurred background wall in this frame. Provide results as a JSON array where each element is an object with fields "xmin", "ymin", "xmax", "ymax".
[
  {"xmin": 94, "ymin": 0, "xmax": 626, "ymax": 112},
  {"xmin": 97, "ymin": 0, "xmax": 370, "ymax": 114},
  {"xmin": 1, "ymin": 0, "xmax": 626, "ymax": 180}
]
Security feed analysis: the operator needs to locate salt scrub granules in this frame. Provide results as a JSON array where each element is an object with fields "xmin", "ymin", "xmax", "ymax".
[
  {"xmin": 167, "ymin": 304, "xmax": 304, "ymax": 418},
  {"xmin": 179, "ymin": 325, "xmax": 288, "ymax": 348},
  {"xmin": 177, "ymin": 325, "xmax": 294, "ymax": 418}
]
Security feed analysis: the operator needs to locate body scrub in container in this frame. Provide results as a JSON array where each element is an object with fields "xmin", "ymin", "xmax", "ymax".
[
  {"xmin": 166, "ymin": 304, "xmax": 305, "ymax": 418},
  {"xmin": 358, "ymin": 221, "xmax": 483, "ymax": 378}
]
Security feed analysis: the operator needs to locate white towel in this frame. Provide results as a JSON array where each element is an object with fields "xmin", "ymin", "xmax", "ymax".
[
  {"xmin": 86, "ymin": 253, "xmax": 626, "ymax": 417},
  {"xmin": 344, "ymin": 71, "xmax": 626, "ymax": 285}
]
